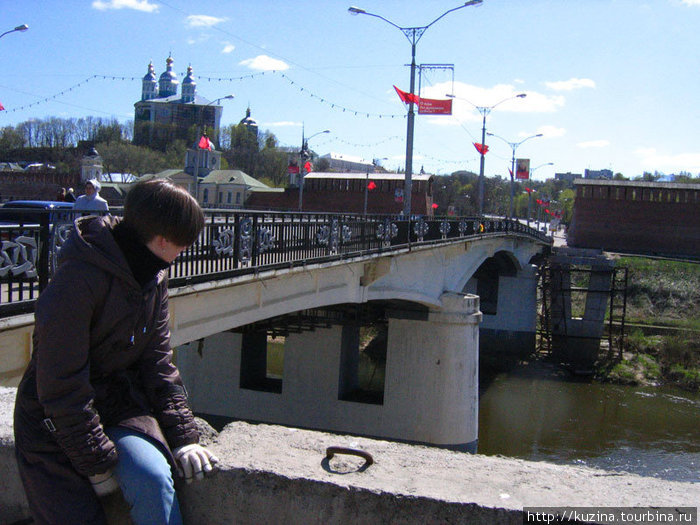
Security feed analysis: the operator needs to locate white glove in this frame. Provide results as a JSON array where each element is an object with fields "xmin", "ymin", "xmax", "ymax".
[
  {"xmin": 89, "ymin": 468, "xmax": 120, "ymax": 497},
  {"xmin": 173, "ymin": 444, "xmax": 219, "ymax": 484}
]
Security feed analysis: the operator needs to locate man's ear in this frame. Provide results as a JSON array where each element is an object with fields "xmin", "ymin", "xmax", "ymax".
[
  {"xmin": 146, "ymin": 234, "xmax": 166, "ymax": 258},
  {"xmin": 153, "ymin": 235, "xmax": 167, "ymax": 250}
]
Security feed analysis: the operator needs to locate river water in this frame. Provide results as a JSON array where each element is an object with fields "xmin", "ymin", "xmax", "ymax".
[{"xmin": 477, "ymin": 362, "xmax": 700, "ymax": 483}]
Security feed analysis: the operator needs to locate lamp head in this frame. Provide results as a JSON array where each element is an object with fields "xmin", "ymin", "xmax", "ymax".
[
  {"xmin": 348, "ymin": 6, "xmax": 365, "ymax": 15},
  {"xmin": 516, "ymin": 93, "xmax": 527, "ymax": 98},
  {"xmin": 15, "ymin": 24, "xmax": 29, "ymax": 32},
  {"xmin": 464, "ymin": 0, "xmax": 483, "ymax": 6}
]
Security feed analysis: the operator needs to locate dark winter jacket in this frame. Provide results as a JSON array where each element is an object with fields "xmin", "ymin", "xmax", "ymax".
[{"xmin": 14, "ymin": 215, "xmax": 199, "ymax": 480}]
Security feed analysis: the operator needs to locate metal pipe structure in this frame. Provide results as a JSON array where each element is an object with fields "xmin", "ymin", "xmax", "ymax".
[
  {"xmin": 487, "ymin": 132, "xmax": 543, "ymax": 218},
  {"xmin": 446, "ymin": 93, "xmax": 526, "ymax": 216},
  {"xmin": 349, "ymin": 1, "xmax": 483, "ymax": 217},
  {"xmin": 298, "ymin": 129, "xmax": 330, "ymax": 211}
]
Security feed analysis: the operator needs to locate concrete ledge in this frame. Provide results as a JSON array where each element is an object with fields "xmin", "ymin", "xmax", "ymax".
[{"xmin": 2, "ymin": 387, "xmax": 698, "ymax": 524}]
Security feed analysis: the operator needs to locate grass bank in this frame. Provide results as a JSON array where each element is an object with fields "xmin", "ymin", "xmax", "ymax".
[{"xmin": 596, "ymin": 255, "xmax": 700, "ymax": 391}]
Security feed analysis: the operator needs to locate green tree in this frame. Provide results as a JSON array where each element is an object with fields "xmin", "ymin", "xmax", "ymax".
[
  {"xmin": 558, "ymin": 188, "xmax": 575, "ymax": 224},
  {"xmin": 314, "ymin": 157, "xmax": 330, "ymax": 172},
  {"xmin": 97, "ymin": 141, "xmax": 171, "ymax": 179},
  {"xmin": 0, "ymin": 126, "xmax": 26, "ymax": 154},
  {"xmin": 222, "ymin": 122, "xmax": 259, "ymax": 175},
  {"xmin": 256, "ymin": 133, "xmax": 288, "ymax": 187}
]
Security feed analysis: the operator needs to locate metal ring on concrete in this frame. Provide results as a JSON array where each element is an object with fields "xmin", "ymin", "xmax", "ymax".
[{"xmin": 325, "ymin": 446, "xmax": 374, "ymax": 469}]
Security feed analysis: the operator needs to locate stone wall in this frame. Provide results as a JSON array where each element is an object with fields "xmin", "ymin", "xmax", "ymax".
[
  {"xmin": 568, "ymin": 180, "xmax": 700, "ymax": 258},
  {"xmin": 2, "ymin": 387, "xmax": 698, "ymax": 525}
]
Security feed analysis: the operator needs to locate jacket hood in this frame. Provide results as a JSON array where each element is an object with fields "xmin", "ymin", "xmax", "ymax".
[
  {"xmin": 59, "ymin": 216, "xmax": 137, "ymax": 288},
  {"xmin": 87, "ymin": 178, "xmax": 102, "ymax": 193}
]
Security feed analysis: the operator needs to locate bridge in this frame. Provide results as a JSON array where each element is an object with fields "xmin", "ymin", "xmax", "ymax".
[{"xmin": 1, "ymin": 208, "xmax": 550, "ymax": 451}]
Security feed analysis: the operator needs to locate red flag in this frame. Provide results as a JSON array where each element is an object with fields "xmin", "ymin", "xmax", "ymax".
[
  {"xmin": 367, "ymin": 181, "xmax": 377, "ymax": 190},
  {"xmin": 473, "ymin": 143, "xmax": 489, "ymax": 155},
  {"xmin": 393, "ymin": 85, "xmax": 420, "ymax": 105},
  {"xmin": 304, "ymin": 161, "xmax": 312, "ymax": 172},
  {"xmin": 198, "ymin": 135, "xmax": 212, "ymax": 150},
  {"xmin": 0, "ymin": 101, "xmax": 5, "ymax": 111},
  {"xmin": 431, "ymin": 203, "xmax": 439, "ymax": 209}
]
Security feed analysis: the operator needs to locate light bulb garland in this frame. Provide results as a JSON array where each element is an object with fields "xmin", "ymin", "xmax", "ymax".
[{"xmin": 1, "ymin": 70, "xmax": 406, "ymax": 121}]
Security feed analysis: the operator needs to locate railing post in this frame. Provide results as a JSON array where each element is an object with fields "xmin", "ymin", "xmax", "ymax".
[
  {"xmin": 233, "ymin": 211, "xmax": 240, "ymax": 269},
  {"xmin": 38, "ymin": 212, "xmax": 50, "ymax": 292}
]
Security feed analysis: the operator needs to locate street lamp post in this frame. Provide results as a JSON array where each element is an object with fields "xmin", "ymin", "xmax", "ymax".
[
  {"xmin": 446, "ymin": 93, "xmax": 526, "ymax": 216},
  {"xmin": 487, "ymin": 132, "xmax": 543, "ymax": 219},
  {"xmin": 193, "ymin": 94, "xmax": 234, "ymax": 203},
  {"xmin": 525, "ymin": 162, "xmax": 553, "ymax": 226},
  {"xmin": 349, "ymin": 1, "xmax": 483, "ymax": 217},
  {"xmin": 0, "ymin": 24, "xmax": 28, "ymax": 40},
  {"xmin": 298, "ymin": 128, "xmax": 330, "ymax": 211}
]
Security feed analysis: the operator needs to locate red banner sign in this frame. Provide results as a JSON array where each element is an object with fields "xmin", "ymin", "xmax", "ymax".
[
  {"xmin": 394, "ymin": 85, "xmax": 452, "ymax": 115},
  {"xmin": 516, "ymin": 158, "xmax": 530, "ymax": 180},
  {"xmin": 418, "ymin": 97, "xmax": 452, "ymax": 115}
]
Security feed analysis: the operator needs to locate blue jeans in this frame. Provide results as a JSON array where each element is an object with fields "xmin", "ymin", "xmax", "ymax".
[{"xmin": 105, "ymin": 426, "xmax": 183, "ymax": 525}]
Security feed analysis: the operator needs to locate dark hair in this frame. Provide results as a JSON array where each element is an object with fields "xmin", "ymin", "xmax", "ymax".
[{"xmin": 123, "ymin": 178, "xmax": 204, "ymax": 246}]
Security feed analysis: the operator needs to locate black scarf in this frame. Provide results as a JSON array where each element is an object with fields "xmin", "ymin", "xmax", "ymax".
[{"xmin": 112, "ymin": 222, "xmax": 170, "ymax": 289}]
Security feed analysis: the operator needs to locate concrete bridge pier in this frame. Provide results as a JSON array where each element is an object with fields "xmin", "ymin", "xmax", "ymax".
[
  {"xmin": 176, "ymin": 291, "xmax": 482, "ymax": 451},
  {"xmin": 469, "ymin": 262, "xmax": 539, "ymax": 363},
  {"xmin": 384, "ymin": 292, "xmax": 481, "ymax": 450},
  {"xmin": 548, "ymin": 248, "xmax": 616, "ymax": 372}
]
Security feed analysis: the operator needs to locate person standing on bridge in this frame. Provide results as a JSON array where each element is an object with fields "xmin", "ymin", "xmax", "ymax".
[
  {"xmin": 14, "ymin": 178, "xmax": 217, "ymax": 525},
  {"xmin": 73, "ymin": 178, "xmax": 109, "ymax": 212}
]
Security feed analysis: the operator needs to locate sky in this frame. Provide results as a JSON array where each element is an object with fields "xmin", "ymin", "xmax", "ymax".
[{"xmin": 2, "ymin": 0, "xmax": 700, "ymax": 181}]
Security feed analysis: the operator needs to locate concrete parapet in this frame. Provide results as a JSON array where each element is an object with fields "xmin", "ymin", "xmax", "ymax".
[{"xmin": 2, "ymin": 387, "xmax": 698, "ymax": 524}]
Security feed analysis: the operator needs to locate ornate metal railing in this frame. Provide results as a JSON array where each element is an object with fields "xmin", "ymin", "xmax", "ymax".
[{"xmin": 0, "ymin": 207, "xmax": 549, "ymax": 317}]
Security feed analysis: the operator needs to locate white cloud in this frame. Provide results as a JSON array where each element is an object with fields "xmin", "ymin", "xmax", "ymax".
[
  {"xmin": 636, "ymin": 147, "xmax": 700, "ymax": 171},
  {"xmin": 545, "ymin": 78, "xmax": 596, "ymax": 91},
  {"xmin": 430, "ymin": 81, "xmax": 564, "ymax": 124},
  {"xmin": 577, "ymin": 140, "xmax": 610, "ymax": 148},
  {"xmin": 186, "ymin": 15, "xmax": 227, "ymax": 27},
  {"xmin": 92, "ymin": 0, "xmax": 158, "ymax": 12},
  {"xmin": 222, "ymin": 43, "xmax": 236, "ymax": 54},
  {"xmin": 681, "ymin": 0, "xmax": 700, "ymax": 5},
  {"xmin": 537, "ymin": 125, "xmax": 566, "ymax": 138},
  {"xmin": 239, "ymin": 55, "xmax": 289, "ymax": 71}
]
